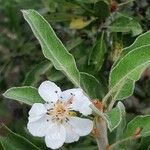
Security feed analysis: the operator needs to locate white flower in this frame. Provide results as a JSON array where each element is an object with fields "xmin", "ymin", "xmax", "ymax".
[{"xmin": 27, "ymin": 81, "xmax": 93, "ymax": 149}]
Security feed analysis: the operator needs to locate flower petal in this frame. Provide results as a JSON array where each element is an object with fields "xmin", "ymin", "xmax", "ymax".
[
  {"xmin": 78, "ymin": 105, "xmax": 92, "ymax": 116},
  {"xmin": 28, "ymin": 103, "xmax": 47, "ymax": 122},
  {"xmin": 29, "ymin": 103, "xmax": 47, "ymax": 117},
  {"xmin": 38, "ymin": 81, "xmax": 61, "ymax": 102},
  {"xmin": 69, "ymin": 117, "xmax": 93, "ymax": 136},
  {"xmin": 27, "ymin": 116, "xmax": 50, "ymax": 137},
  {"xmin": 28, "ymin": 115, "xmax": 43, "ymax": 123},
  {"xmin": 60, "ymin": 88, "xmax": 81, "ymax": 101},
  {"xmin": 65, "ymin": 123, "xmax": 79, "ymax": 143},
  {"xmin": 45, "ymin": 124, "xmax": 66, "ymax": 149},
  {"xmin": 61, "ymin": 88, "xmax": 92, "ymax": 115},
  {"xmin": 44, "ymin": 102, "xmax": 54, "ymax": 110}
]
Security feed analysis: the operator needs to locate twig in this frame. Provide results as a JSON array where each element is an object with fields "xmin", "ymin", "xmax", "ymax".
[
  {"xmin": 90, "ymin": 104, "xmax": 108, "ymax": 121},
  {"xmin": 90, "ymin": 104, "xmax": 109, "ymax": 150},
  {"xmin": 95, "ymin": 117, "xmax": 108, "ymax": 150}
]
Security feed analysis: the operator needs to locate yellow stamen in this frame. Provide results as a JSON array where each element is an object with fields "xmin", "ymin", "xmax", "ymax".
[{"xmin": 69, "ymin": 111, "xmax": 77, "ymax": 116}]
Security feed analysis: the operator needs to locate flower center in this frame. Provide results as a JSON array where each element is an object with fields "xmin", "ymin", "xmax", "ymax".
[
  {"xmin": 47, "ymin": 100, "xmax": 75, "ymax": 123},
  {"xmin": 53, "ymin": 101, "xmax": 69, "ymax": 119}
]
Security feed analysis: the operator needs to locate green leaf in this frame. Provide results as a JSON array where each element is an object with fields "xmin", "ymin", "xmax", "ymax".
[
  {"xmin": 0, "ymin": 125, "xmax": 41, "ymax": 150},
  {"xmin": 138, "ymin": 136, "xmax": 150, "ymax": 150},
  {"xmin": 94, "ymin": 1, "xmax": 110, "ymax": 19},
  {"xmin": 66, "ymin": 37, "xmax": 83, "ymax": 51},
  {"xmin": 146, "ymin": 7, "xmax": 150, "ymax": 21},
  {"xmin": 114, "ymin": 104, "xmax": 126, "ymax": 150},
  {"xmin": 106, "ymin": 102, "xmax": 125, "ymax": 132},
  {"xmin": 124, "ymin": 115, "xmax": 150, "ymax": 138},
  {"xmin": 80, "ymin": 72, "xmax": 104, "ymax": 99},
  {"xmin": 0, "ymin": 141, "xmax": 5, "ymax": 150},
  {"xmin": 3, "ymin": 87, "xmax": 43, "ymax": 105},
  {"xmin": 22, "ymin": 9, "xmax": 80, "ymax": 87},
  {"xmin": 89, "ymin": 32, "xmax": 106, "ymax": 72},
  {"xmin": 109, "ymin": 116, "xmax": 150, "ymax": 150},
  {"xmin": 115, "ymin": 31, "xmax": 150, "ymax": 64},
  {"xmin": 23, "ymin": 61, "xmax": 52, "ymax": 86},
  {"xmin": 107, "ymin": 31, "xmax": 150, "ymax": 101},
  {"xmin": 46, "ymin": 12, "xmax": 73, "ymax": 22},
  {"xmin": 110, "ymin": 15, "xmax": 142, "ymax": 36},
  {"xmin": 46, "ymin": 67, "xmax": 65, "ymax": 82}
]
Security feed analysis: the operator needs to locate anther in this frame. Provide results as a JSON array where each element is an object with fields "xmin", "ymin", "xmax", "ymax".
[
  {"xmin": 55, "ymin": 91, "xmax": 58, "ymax": 93},
  {"xmin": 66, "ymin": 118, "xmax": 69, "ymax": 122},
  {"xmin": 47, "ymin": 108, "xmax": 52, "ymax": 111}
]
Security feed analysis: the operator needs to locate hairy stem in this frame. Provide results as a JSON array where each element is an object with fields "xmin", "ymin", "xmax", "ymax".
[
  {"xmin": 95, "ymin": 117, "xmax": 108, "ymax": 150},
  {"xmin": 90, "ymin": 104, "xmax": 108, "ymax": 121}
]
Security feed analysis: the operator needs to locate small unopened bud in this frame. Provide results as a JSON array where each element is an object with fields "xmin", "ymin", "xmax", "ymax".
[
  {"xmin": 91, "ymin": 128, "xmax": 100, "ymax": 138},
  {"xmin": 133, "ymin": 127, "xmax": 143, "ymax": 139},
  {"xmin": 106, "ymin": 145, "xmax": 111, "ymax": 150},
  {"xmin": 110, "ymin": 0, "xmax": 118, "ymax": 13},
  {"xmin": 109, "ymin": 42, "xmax": 123, "ymax": 62},
  {"xmin": 93, "ymin": 99, "xmax": 104, "ymax": 112}
]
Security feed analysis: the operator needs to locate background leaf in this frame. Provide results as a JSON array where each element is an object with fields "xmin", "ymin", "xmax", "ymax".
[
  {"xmin": 23, "ymin": 61, "xmax": 52, "ymax": 86},
  {"xmin": 88, "ymin": 31, "xmax": 106, "ymax": 72},
  {"xmin": 0, "ymin": 141, "xmax": 4, "ymax": 150},
  {"xmin": 46, "ymin": 67, "xmax": 65, "ymax": 82},
  {"xmin": 66, "ymin": 37, "xmax": 83, "ymax": 51},
  {"xmin": 124, "ymin": 115, "xmax": 150, "ymax": 138},
  {"xmin": 110, "ymin": 14, "xmax": 142, "ymax": 36},
  {"xmin": 0, "ymin": 125, "xmax": 41, "ymax": 150},
  {"xmin": 109, "ymin": 115, "xmax": 150, "ymax": 149},
  {"xmin": 93, "ymin": 1, "xmax": 110, "ymax": 20},
  {"xmin": 80, "ymin": 72, "xmax": 105, "ymax": 99},
  {"xmin": 3, "ymin": 87, "xmax": 43, "ymax": 105},
  {"xmin": 138, "ymin": 136, "xmax": 150, "ymax": 150},
  {"xmin": 114, "ymin": 31, "xmax": 150, "ymax": 65}
]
